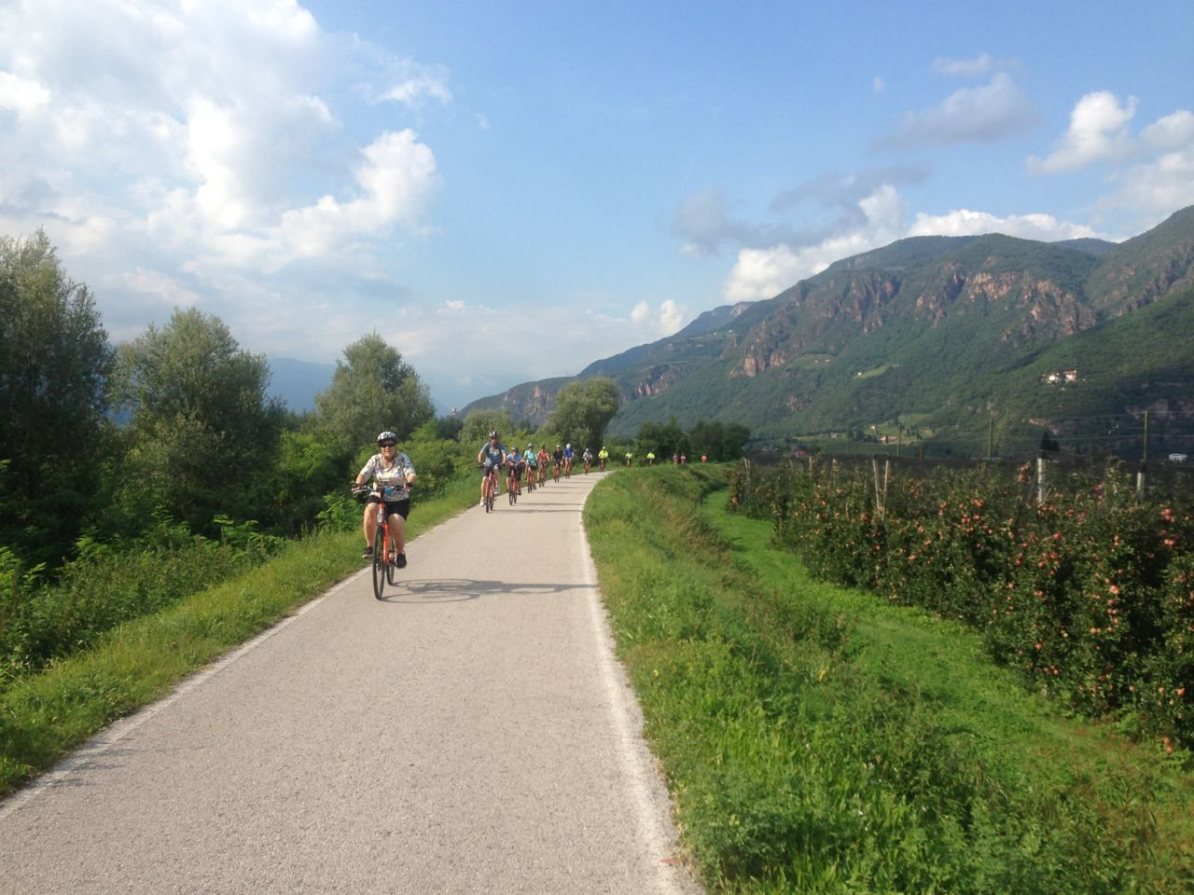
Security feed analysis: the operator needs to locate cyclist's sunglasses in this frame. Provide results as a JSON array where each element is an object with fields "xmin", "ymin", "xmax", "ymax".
[{"xmin": 380, "ymin": 442, "xmax": 396, "ymax": 448}]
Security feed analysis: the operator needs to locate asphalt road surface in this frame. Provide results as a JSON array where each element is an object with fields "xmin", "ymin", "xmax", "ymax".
[{"xmin": 0, "ymin": 471, "xmax": 702, "ymax": 894}]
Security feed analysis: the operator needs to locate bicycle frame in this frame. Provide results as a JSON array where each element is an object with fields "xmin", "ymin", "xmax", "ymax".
[
  {"xmin": 370, "ymin": 496, "xmax": 397, "ymax": 599},
  {"xmin": 481, "ymin": 464, "xmax": 499, "ymax": 512}
]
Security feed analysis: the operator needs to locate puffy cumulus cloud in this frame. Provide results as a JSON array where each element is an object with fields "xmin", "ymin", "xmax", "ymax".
[
  {"xmin": 1027, "ymin": 96, "xmax": 1194, "ymax": 227},
  {"xmin": 1028, "ymin": 91, "xmax": 1138, "ymax": 173},
  {"xmin": 630, "ymin": 299, "xmax": 685, "ymax": 336},
  {"xmin": 723, "ymin": 186, "xmax": 906, "ymax": 301},
  {"xmin": 1102, "ymin": 145, "xmax": 1194, "ymax": 223},
  {"xmin": 880, "ymin": 72, "xmax": 1035, "ymax": 148},
  {"xmin": 0, "ymin": 71, "xmax": 50, "ymax": 115},
  {"xmin": 907, "ymin": 209, "xmax": 1104, "ymax": 241},
  {"xmin": 1141, "ymin": 110, "xmax": 1194, "ymax": 152},
  {"xmin": 0, "ymin": 0, "xmax": 445, "ymax": 307},
  {"xmin": 718, "ymin": 185, "xmax": 1114, "ymax": 302}
]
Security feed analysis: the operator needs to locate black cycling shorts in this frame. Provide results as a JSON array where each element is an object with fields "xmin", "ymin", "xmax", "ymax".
[{"xmin": 367, "ymin": 496, "xmax": 411, "ymax": 520}]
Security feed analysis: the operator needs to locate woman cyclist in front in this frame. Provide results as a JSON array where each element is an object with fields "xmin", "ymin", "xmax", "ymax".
[{"xmin": 355, "ymin": 430, "xmax": 417, "ymax": 565}]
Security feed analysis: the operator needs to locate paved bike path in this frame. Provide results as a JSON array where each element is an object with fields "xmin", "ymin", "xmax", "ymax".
[{"xmin": 0, "ymin": 472, "xmax": 701, "ymax": 894}]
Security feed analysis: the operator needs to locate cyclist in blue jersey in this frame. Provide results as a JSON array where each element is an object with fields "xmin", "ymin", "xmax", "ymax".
[
  {"xmin": 563, "ymin": 443, "xmax": 575, "ymax": 478},
  {"xmin": 477, "ymin": 430, "xmax": 506, "ymax": 504},
  {"xmin": 523, "ymin": 442, "xmax": 538, "ymax": 491}
]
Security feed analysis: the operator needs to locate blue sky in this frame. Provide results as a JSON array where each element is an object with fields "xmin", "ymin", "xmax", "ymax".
[{"xmin": 2, "ymin": 1, "xmax": 1192, "ymax": 410}]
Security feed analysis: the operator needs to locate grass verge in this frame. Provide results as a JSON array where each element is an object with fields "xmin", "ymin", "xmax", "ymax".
[
  {"xmin": 584, "ymin": 465, "xmax": 1194, "ymax": 894},
  {"xmin": 0, "ymin": 472, "xmax": 480, "ymax": 798}
]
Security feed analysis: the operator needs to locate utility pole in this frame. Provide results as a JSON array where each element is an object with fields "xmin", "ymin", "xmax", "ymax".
[{"xmin": 1138, "ymin": 411, "xmax": 1149, "ymax": 499}]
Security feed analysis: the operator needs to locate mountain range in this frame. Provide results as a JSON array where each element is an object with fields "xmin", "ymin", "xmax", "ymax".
[{"xmin": 462, "ymin": 206, "xmax": 1194, "ymax": 458}]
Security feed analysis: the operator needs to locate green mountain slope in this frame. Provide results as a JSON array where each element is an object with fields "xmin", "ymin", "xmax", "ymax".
[{"xmin": 462, "ymin": 207, "xmax": 1194, "ymax": 456}]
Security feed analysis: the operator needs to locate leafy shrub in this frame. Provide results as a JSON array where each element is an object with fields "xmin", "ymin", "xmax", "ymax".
[{"xmin": 0, "ymin": 521, "xmax": 281, "ymax": 691}]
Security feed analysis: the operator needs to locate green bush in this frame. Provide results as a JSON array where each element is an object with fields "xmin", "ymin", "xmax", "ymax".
[{"xmin": 0, "ymin": 523, "xmax": 280, "ymax": 692}]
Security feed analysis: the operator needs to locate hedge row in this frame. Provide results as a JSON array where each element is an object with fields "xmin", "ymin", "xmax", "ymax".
[{"xmin": 730, "ymin": 460, "xmax": 1193, "ymax": 748}]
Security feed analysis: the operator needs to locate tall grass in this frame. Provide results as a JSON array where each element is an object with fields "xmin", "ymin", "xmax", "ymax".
[{"xmin": 585, "ymin": 465, "xmax": 1194, "ymax": 893}]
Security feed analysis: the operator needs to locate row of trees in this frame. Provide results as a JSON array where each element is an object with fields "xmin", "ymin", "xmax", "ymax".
[
  {"xmin": 0, "ymin": 231, "xmax": 437, "ymax": 570},
  {"xmin": 2, "ymin": 228, "xmax": 750, "ymax": 579}
]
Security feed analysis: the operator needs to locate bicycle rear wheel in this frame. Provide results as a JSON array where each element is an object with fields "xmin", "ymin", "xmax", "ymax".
[{"xmin": 371, "ymin": 528, "xmax": 386, "ymax": 599}]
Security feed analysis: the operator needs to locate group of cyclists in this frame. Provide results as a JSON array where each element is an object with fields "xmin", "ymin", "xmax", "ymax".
[
  {"xmin": 352, "ymin": 429, "xmax": 613, "ymax": 566},
  {"xmin": 476, "ymin": 431, "xmax": 602, "ymax": 506}
]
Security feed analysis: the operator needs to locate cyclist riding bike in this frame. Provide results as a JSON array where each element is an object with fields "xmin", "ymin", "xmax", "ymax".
[
  {"xmin": 582, "ymin": 448, "xmax": 594, "ymax": 473},
  {"xmin": 523, "ymin": 443, "xmax": 538, "ymax": 491},
  {"xmin": 563, "ymin": 443, "xmax": 575, "ymax": 478},
  {"xmin": 551, "ymin": 444, "xmax": 564, "ymax": 482},
  {"xmin": 505, "ymin": 447, "xmax": 523, "ymax": 497},
  {"xmin": 536, "ymin": 446, "xmax": 550, "ymax": 485},
  {"xmin": 477, "ymin": 431, "xmax": 506, "ymax": 505},
  {"xmin": 598, "ymin": 446, "xmax": 609, "ymax": 471},
  {"xmin": 354, "ymin": 431, "xmax": 417, "ymax": 565}
]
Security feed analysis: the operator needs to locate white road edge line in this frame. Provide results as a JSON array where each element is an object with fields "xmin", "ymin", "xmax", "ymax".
[{"xmin": 578, "ymin": 512, "xmax": 694, "ymax": 894}]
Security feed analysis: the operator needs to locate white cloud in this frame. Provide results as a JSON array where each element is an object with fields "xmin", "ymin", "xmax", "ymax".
[
  {"xmin": 0, "ymin": 0, "xmax": 446, "ymax": 307},
  {"xmin": 1102, "ymin": 146, "xmax": 1194, "ymax": 222},
  {"xmin": 932, "ymin": 53, "xmax": 995, "ymax": 77},
  {"xmin": 1028, "ymin": 91, "xmax": 1138, "ymax": 173},
  {"xmin": 1026, "ymin": 95, "xmax": 1194, "ymax": 226},
  {"xmin": 0, "ymin": 71, "xmax": 50, "ymax": 114},
  {"xmin": 384, "ymin": 69, "xmax": 452, "ymax": 107},
  {"xmin": 719, "ymin": 185, "xmax": 1118, "ymax": 303},
  {"xmin": 907, "ymin": 209, "xmax": 1103, "ymax": 241},
  {"xmin": 872, "ymin": 76, "xmax": 886, "ymax": 95},
  {"xmin": 724, "ymin": 186, "xmax": 905, "ymax": 300},
  {"xmin": 630, "ymin": 300, "xmax": 684, "ymax": 336},
  {"xmin": 882, "ymin": 72, "xmax": 1035, "ymax": 147},
  {"xmin": 1141, "ymin": 110, "xmax": 1194, "ymax": 152}
]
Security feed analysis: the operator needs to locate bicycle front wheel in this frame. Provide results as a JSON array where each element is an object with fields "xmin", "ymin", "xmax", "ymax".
[{"xmin": 371, "ymin": 528, "xmax": 386, "ymax": 599}]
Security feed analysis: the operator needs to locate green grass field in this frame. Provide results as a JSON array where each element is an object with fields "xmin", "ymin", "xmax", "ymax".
[
  {"xmin": 584, "ymin": 465, "xmax": 1194, "ymax": 894},
  {"xmin": 4, "ymin": 465, "xmax": 1192, "ymax": 894}
]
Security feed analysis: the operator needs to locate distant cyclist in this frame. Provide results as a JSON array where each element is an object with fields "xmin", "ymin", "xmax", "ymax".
[
  {"xmin": 563, "ymin": 443, "xmax": 575, "ymax": 478},
  {"xmin": 582, "ymin": 447, "xmax": 594, "ymax": 473},
  {"xmin": 506, "ymin": 446, "xmax": 523, "ymax": 497},
  {"xmin": 354, "ymin": 430, "xmax": 417, "ymax": 566},
  {"xmin": 598, "ymin": 446, "xmax": 609, "ymax": 471},
  {"xmin": 552, "ymin": 444, "xmax": 564, "ymax": 482},
  {"xmin": 523, "ymin": 442, "xmax": 538, "ymax": 491}
]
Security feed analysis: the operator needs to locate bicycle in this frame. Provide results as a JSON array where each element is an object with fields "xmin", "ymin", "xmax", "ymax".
[
  {"xmin": 480, "ymin": 463, "xmax": 499, "ymax": 512},
  {"xmin": 506, "ymin": 461, "xmax": 520, "ymax": 505},
  {"xmin": 355, "ymin": 486, "xmax": 400, "ymax": 600}
]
